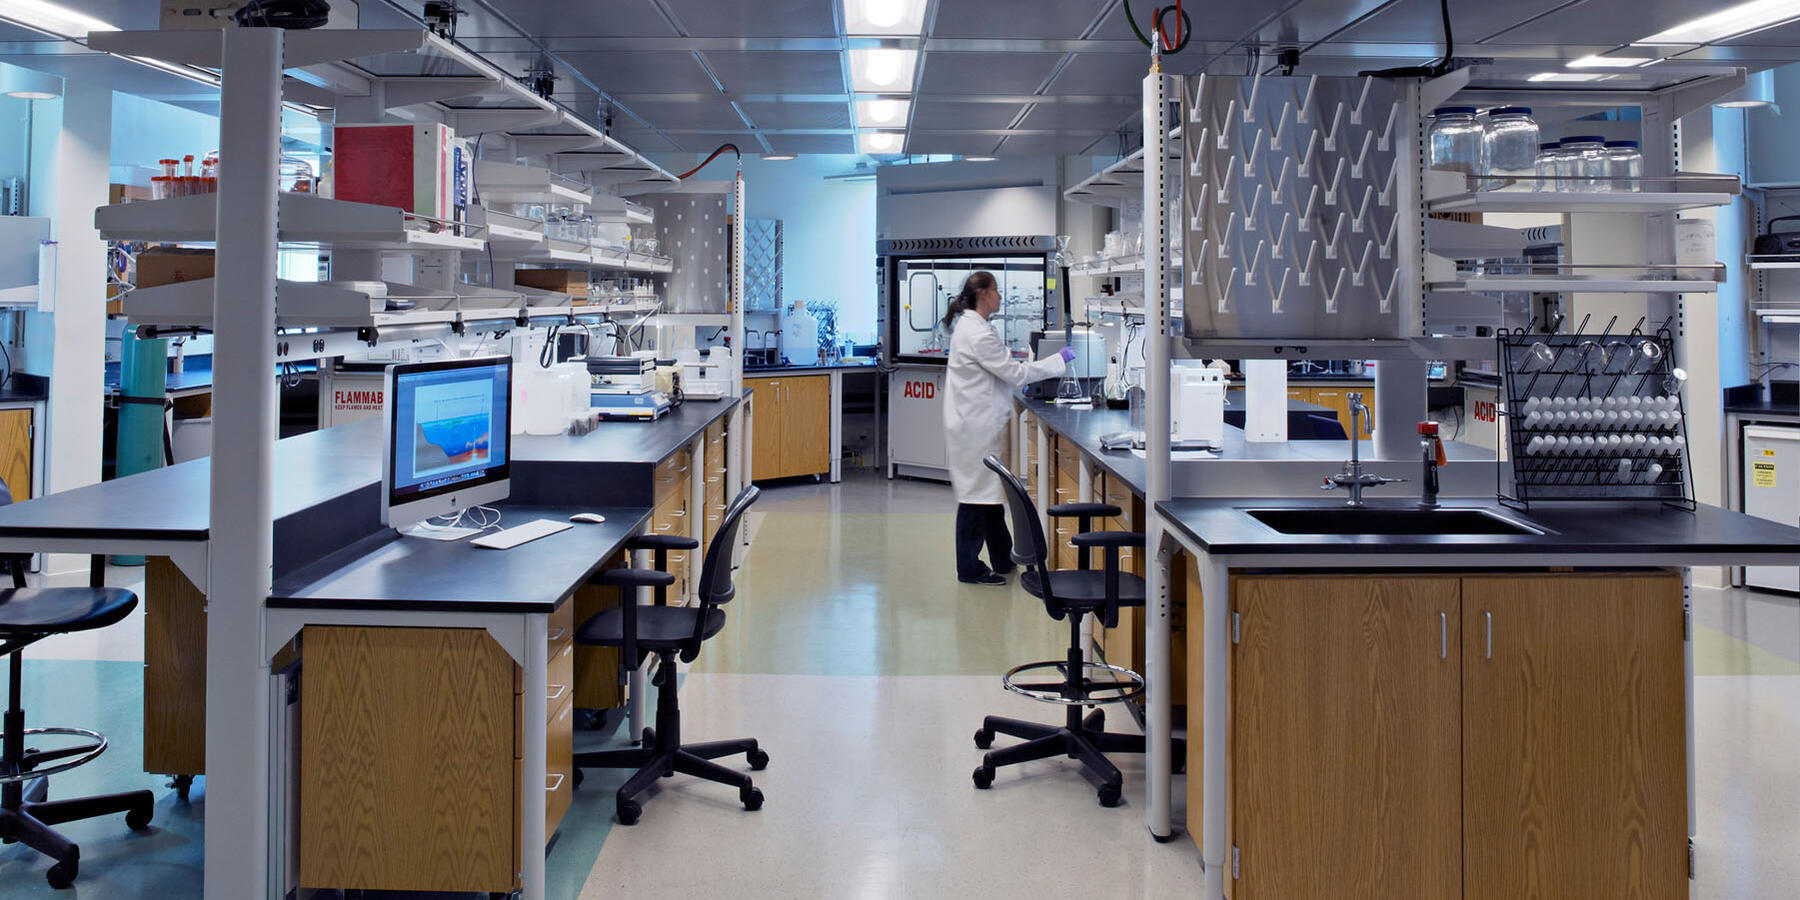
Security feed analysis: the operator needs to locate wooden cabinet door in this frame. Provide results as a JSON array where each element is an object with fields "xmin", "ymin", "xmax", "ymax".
[
  {"xmin": 781, "ymin": 375, "xmax": 831, "ymax": 476},
  {"xmin": 0, "ymin": 408, "xmax": 30, "ymax": 501},
  {"xmin": 1461, "ymin": 573, "xmax": 1687, "ymax": 900},
  {"xmin": 1232, "ymin": 575, "xmax": 1462, "ymax": 900},
  {"xmin": 746, "ymin": 378, "xmax": 783, "ymax": 481}
]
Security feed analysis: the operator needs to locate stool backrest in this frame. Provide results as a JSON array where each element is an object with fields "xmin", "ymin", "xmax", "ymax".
[
  {"xmin": 983, "ymin": 453, "xmax": 1060, "ymax": 608},
  {"xmin": 685, "ymin": 485, "xmax": 759, "ymax": 661}
]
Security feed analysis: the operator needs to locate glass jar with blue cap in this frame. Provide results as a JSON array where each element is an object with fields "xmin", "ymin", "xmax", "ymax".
[
  {"xmin": 1428, "ymin": 107, "xmax": 1483, "ymax": 179},
  {"xmin": 1604, "ymin": 140, "xmax": 1643, "ymax": 192},
  {"xmin": 1482, "ymin": 106, "xmax": 1539, "ymax": 191}
]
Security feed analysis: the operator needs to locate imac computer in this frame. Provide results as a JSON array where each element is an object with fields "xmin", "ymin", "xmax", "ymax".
[{"xmin": 382, "ymin": 356, "xmax": 513, "ymax": 532}]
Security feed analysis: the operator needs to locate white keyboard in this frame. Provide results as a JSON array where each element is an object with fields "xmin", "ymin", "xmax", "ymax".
[{"xmin": 470, "ymin": 518, "xmax": 573, "ymax": 550}]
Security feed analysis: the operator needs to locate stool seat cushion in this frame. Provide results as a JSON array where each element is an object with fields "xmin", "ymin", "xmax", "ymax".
[
  {"xmin": 1020, "ymin": 569, "xmax": 1146, "ymax": 611},
  {"xmin": 0, "ymin": 588, "xmax": 138, "ymax": 635},
  {"xmin": 576, "ymin": 604, "xmax": 725, "ymax": 651}
]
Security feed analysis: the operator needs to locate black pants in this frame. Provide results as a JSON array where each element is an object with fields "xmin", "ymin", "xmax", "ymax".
[{"xmin": 955, "ymin": 503, "xmax": 1013, "ymax": 580}]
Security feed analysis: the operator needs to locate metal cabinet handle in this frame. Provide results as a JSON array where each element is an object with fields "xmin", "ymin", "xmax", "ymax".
[
  {"xmin": 1484, "ymin": 611, "xmax": 1492, "ymax": 659},
  {"xmin": 545, "ymin": 773, "xmax": 565, "ymax": 792},
  {"xmin": 548, "ymin": 626, "xmax": 567, "ymax": 643},
  {"xmin": 546, "ymin": 683, "xmax": 569, "ymax": 703},
  {"xmin": 1439, "ymin": 612, "xmax": 1447, "ymax": 660},
  {"xmin": 672, "ymin": 509, "xmax": 687, "ymax": 518}
]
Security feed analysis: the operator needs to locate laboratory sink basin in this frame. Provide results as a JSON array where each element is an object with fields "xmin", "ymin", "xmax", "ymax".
[{"xmin": 1244, "ymin": 507, "xmax": 1543, "ymax": 536}]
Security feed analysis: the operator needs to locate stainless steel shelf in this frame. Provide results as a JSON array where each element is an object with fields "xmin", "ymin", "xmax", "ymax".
[{"xmin": 96, "ymin": 193, "xmax": 486, "ymax": 251}]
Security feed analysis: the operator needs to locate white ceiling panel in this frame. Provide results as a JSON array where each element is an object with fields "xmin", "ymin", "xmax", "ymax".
[
  {"xmin": 1492, "ymin": 0, "xmax": 1766, "ymax": 47},
  {"xmin": 1044, "ymin": 52, "xmax": 1158, "ymax": 95},
  {"xmin": 906, "ymin": 132, "xmax": 1007, "ymax": 156},
  {"xmin": 930, "ymin": 0, "xmax": 1136, "ymax": 41},
  {"xmin": 739, "ymin": 100, "xmax": 852, "ymax": 130},
  {"xmin": 994, "ymin": 132, "xmax": 1102, "ymax": 155},
  {"xmin": 1018, "ymin": 99, "xmax": 1139, "ymax": 129},
  {"xmin": 621, "ymin": 96, "xmax": 748, "ymax": 131},
  {"xmin": 766, "ymin": 134, "xmax": 858, "ymax": 154},
  {"xmin": 703, "ymin": 51, "xmax": 845, "ymax": 94},
  {"xmin": 555, "ymin": 51, "xmax": 722, "ymax": 93},
  {"xmin": 672, "ymin": 132, "xmax": 761, "ymax": 152},
  {"xmin": 918, "ymin": 51, "xmax": 1064, "ymax": 95},
  {"xmin": 911, "ymin": 100, "xmax": 1030, "ymax": 130},
  {"xmin": 479, "ymin": 0, "xmax": 677, "ymax": 38},
  {"xmin": 1329, "ymin": 0, "xmax": 1571, "ymax": 44},
  {"xmin": 661, "ymin": 0, "xmax": 839, "ymax": 37}
]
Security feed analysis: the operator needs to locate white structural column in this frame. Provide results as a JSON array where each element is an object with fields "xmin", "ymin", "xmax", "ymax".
[
  {"xmin": 1140, "ymin": 60, "xmax": 1175, "ymax": 842},
  {"xmin": 43, "ymin": 80, "xmax": 110, "ymax": 556},
  {"xmin": 207, "ymin": 26, "xmax": 281, "ymax": 899},
  {"xmin": 1373, "ymin": 361, "xmax": 1428, "ymax": 460}
]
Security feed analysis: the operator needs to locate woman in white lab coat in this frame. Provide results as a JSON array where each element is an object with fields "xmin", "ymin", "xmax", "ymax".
[{"xmin": 942, "ymin": 270, "xmax": 1073, "ymax": 585}]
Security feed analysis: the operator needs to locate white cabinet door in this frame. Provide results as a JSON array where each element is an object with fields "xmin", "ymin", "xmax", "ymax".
[{"xmin": 1744, "ymin": 425, "xmax": 1800, "ymax": 593}]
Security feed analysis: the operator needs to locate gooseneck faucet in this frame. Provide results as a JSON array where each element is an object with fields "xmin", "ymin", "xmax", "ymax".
[{"xmin": 1321, "ymin": 392, "xmax": 1405, "ymax": 507}]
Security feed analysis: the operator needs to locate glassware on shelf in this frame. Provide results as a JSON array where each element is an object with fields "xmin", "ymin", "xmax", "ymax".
[
  {"xmin": 1482, "ymin": 106, "xmax": 1539, "ymax": 191},
  {"xmin": 1428, "ymin": 106, "xmax": 1484, "ymax": 179},
  {"xmin": 1604, "ymin": 141, "xmax": 1643, "ymax": 192},
  {"xmin": 279, "ymin": 156, "xmax": 314, "ymax": 194},
  {"xmin": 1561, "ymin": 136, "xmax": 1609, "ymax": 192},
  {"xmin": 1532, "ymin": 142, "xmax": 1562, "ymax": 192}
]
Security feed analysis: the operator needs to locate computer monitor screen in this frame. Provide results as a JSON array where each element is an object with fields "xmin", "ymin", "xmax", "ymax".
[{"xmin": 382, "ymin": 356, "xmax": 513, "ymax": 528}]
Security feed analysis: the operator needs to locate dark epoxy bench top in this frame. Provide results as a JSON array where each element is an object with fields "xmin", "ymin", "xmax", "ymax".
[
  {"xmin": 269, "ymin": 506, "xmax": 651, "ymax": 614},
  {"xmin": 513, "ymin": 396, "xmax": 737, "ymax": 465},
  {"xmin": 1156, "ymin": 497, "xmax": 1800, "ymax": 559}
]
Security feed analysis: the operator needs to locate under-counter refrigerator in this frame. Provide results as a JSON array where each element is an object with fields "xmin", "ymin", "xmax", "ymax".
[{"xmin": 1744, "ymin": 424, "xmax": 1800, "ymax": 593}]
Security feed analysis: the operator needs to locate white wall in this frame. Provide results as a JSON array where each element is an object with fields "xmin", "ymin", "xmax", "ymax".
[{"xmin": 110, "ymin": 91, "xmax": 222, "ymax": 177}]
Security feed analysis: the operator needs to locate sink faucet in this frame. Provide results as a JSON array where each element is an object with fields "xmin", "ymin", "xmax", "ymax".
[{"xmin": 1321, "ymin": 392, "xmax": 1405, "ymax": 507}]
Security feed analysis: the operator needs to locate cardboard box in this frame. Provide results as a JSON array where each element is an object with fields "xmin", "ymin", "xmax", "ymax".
[
  {"xmin": 333, "ymin": 123, "xmax": 461, "ymax": 223},
  {"xmin": 515, "ymin": 269, "xmax": 591, "ymax": 302},
  {"xmin": 136, "ymin": 248, "xmax": 215, "ymax": 289},
  {"xmin": 109, "ymin": 183, "xmax": 153, "ymax": 205}
]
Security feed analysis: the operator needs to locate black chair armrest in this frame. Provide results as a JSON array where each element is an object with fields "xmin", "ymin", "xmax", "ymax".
[
  {"xmin": 1047, "ymin": 502, "xmax": 1122, "ymax": 520},
  {"xmin": 1071, "ymin": 530, "xmax": 1146, "ymax": 549},
  {"xmin": 626, "ymin": 534, "xmax": 700, "ymax": 553},
  {"xmin": 594, "ymin": 567, "xmax": 677, "ymax": 589}
]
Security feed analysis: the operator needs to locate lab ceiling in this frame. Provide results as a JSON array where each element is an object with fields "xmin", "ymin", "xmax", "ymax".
[{"xmin": 3, "ymin": 0, "xmax": 1799, "ymax": 156}]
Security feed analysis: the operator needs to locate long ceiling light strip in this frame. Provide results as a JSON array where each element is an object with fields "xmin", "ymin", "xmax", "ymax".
[
  {"xmin": 1637, "ymin": 0, "xmax": 1800, "ymax": 45},
  {"xmin": 844, "ymin": 0, "xmax": 927, "ymax": 157}
]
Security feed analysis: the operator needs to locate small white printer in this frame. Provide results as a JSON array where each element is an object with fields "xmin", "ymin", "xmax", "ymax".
[{"xmin": 1170, "ymin": 366, "xmax": 1225, "ymax": 450}]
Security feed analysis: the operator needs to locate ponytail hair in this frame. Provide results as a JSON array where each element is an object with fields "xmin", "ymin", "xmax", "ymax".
[{"xmin": 942, "ymin": 270, "xmax": 997, "ymax": 331}]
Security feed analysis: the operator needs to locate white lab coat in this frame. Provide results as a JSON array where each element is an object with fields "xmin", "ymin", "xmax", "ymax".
[{"xmin": 943, "ymin": 310, "xmax": 1067, "ymax": 504}]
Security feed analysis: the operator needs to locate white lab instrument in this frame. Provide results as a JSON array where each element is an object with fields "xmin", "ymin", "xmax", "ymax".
[
  {"xmin": 781, "ymin": 301, "xmax": 820, "ymax": 366},
  {"xmin": 471, "ymin": 518, "xmax": 573, "ymax": 549},
  {"xmin": 1170, "ymin": 366, "xmax": 1225, "ymax": 450},
  {"xmin": 1242, "ymin": 359, "xmax": 1289, "ymax": 442}
]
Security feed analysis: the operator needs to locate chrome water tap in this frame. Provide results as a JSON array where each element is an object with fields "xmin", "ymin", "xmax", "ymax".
[{"xmin": 1320, "ymin": 392, "xmax": 1405, "ymax": 507}]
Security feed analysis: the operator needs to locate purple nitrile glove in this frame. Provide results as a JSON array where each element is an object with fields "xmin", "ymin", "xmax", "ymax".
[{"xmin": 1059, "ymin": 346, "xmax": 1077, "ymax": 362}]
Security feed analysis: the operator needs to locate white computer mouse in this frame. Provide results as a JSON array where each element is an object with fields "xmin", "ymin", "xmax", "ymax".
[{"xmin": 569, "ymin": 513, "xmax": 607, "ymax": 524}]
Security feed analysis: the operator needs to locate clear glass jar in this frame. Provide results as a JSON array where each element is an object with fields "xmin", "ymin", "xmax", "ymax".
[
  {"xmin": 1533, "ymin": 142, "xmax": 1561, "ymax": 192},
  {"xmin": 1482, "ymin": 106, "xmax": 1539, "ymax": 190},
  {"xmin": 1604, "ymin": 140, "xmax": 1643, "ymax": 192},
  {"xmin": 1561, "ymin": 136, "xmax": 1608, "ymax": 192},
  {"xmin": 1428, "ymin": 106, "xmax": 1484, "ymax": 180}
]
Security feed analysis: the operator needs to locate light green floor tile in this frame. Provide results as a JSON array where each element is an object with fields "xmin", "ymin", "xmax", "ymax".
[{"xmin": 1695, "ymin": 624, "xmax": 1800, "ymax": 676}]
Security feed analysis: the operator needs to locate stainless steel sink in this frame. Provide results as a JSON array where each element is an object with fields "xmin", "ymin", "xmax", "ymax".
[{"xmin": 1244, "ymin": 507, "xmax": 1543, "ymax": 536}]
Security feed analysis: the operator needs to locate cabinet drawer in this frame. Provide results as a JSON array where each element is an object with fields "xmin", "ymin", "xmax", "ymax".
[
  {"xmin": 654, "ymin": 450, "xmax": 692, "ymax": 505},
  {"xmin": 545, "ymin": 695, "xmax": 574, "ymax": 838},
  {"xmin": 546, "ymin": 640, "xmax": 574, "ymax": 713},
  {"xmin": 651, "ymin": 493, "xmax": 688, "ymax": 537}
]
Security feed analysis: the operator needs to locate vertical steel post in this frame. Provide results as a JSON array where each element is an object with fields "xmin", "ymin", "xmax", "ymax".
[
  {"xmin": 208, "ymin": 25, "xmax": 281, "ymax": 899},
  {"xmin": 1141, "ymin": 56, "xmax": 1175, "ymax": 842}
]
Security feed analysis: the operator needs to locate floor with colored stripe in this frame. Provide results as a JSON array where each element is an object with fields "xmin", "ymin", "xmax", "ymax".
[{"xmin": 1, "ymin": 471, "xmax": 1796, "ymax": 898}]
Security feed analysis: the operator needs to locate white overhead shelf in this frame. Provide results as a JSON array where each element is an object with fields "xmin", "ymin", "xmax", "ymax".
[
  {"xmin": 475, "ymin": 161, "xmax": 593, "ymax": 205},
  {"xmin": 1746, "ymin": 255, "xmax": 1800, "ymax": 270},
  {"xmin": 116, "ymin": 278, "xmax": 594, "ymax": 331},
  {"xmin": 0, "ymin": 284, "xmax": 38, "ymax": 307},
  {"xmin": 1430, "ymin": 273, "xmax": 1723, "ymax": 294},
  {"xmin": 1064, "ymin": 135, "xmax": 1182, "ymax": 208},
  {"xmin": 497, "ymin": 240, "xmax": 673, "ymax": 274},
  {"xmin": 1422, "ymin": 169, "xmax": 1739, "ymax": 214},
  {"xmin": 97, "ymin": 193, "xmax": 486, "ymax": 252},
  {"xmin": 587, "ymin": 196, "xmax": 654, "ymax": 225},
  {"xmin": 471, "ymin": 207, "xmax": 543, "ymax": 249}
]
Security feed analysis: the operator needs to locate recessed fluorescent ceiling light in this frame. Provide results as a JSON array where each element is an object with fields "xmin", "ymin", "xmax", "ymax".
[
  {"xmin": 849, "ymin": 48, "xmax": 918, "ymax": 92},
  {"xmin": 1568, "ymin": 54, "xmax": 1654, "ymax": 68},
  {"xmin": 855, "ymin": 98, "xmax": 911, "ymax": 128},
  {"xmin": 1529, "ymin": 72, "xmax": 1611, "ymax": 82},
  {"xmin": 1638, "ymin": 0, "xmax": 1800, "ymax": 45},
  {"xmin": 763, "ymin": 154, "xmax": 797, "ymax": 160},
  {"xmin": 843, "ymin": 0, "xmax": 927, "ymax": 35},
  {"xmin": 964, "ymin": 156, "xmax": 997, "ymax": 162},
  {"xmin": 0, "ymin": 0, "xmax": 119, "ymax": 37},
  {"xmin": 858, "ymin": 131, "xmax": 904, "ymax": 154}
]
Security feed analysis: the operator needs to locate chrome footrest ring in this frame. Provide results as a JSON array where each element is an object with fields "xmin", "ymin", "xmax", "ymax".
[
  {"xmin": 0, "ymin": 726, "xmax": 108, "ymax": 784},
  {"xmin": 1001, "ymin": 659, "xmax": 1146, "ymax": 705}
]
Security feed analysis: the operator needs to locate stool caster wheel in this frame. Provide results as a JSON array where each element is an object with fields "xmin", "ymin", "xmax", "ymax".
[
  {"xmin": 1171, "ymin": 755, "xmax": 1186, "ymax": 775},
  {"xmin": 1098, "ymin": 783, "xmax": 1122, "ymax": 808},
  {"xmin": 126, "ymin": 805, "xmax": 153, "ymax": 831},
  {"xmin": 972, "ymin": 765, "xmax": 994, "ymax": 790},
  {"xmin": 746, "ymin": 748, "xmax": 770, "ymax": 770},
  {"xmin": 615, "ymin": 799, "xmax": 642, "ymax": 826},
  {"xmin": 46, "ymin": 858, "xmax": 77, "ymax": 889},
  {"xmin": 973, "ymin": 728, "xmax": 993, "ymax": 749},
  {"xmin": 741, "ymin": 785, "xmax": 764, "ymax": 811},
  {"xmin": 572, "ymin": 767, "xmax": 584, "ymax": 787}
]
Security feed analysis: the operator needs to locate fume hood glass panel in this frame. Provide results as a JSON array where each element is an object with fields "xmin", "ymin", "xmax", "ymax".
[{"xmin": 890, "ymin": 255, "xmax": 1048, "ymax": 362}]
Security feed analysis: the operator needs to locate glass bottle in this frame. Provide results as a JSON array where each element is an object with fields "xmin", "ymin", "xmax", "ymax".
[
  {"xmin": 1482, "ymin": 106, "xmax": 1539, "ymax": 191},
  {"xmin": 1561, "ymin": 136, "xmax": 1609, "ymax": 193},
  {"xmin": 1604, "ymin": 140, "xmax": 1643, "ymax": 192},
  {"xmin": 1428, "ymin": 107, "xmax": 1484, "ymax": 180},
  {"xmin": 1533, "ymin": 142, "xmax": 1561, "ymax": 192}
]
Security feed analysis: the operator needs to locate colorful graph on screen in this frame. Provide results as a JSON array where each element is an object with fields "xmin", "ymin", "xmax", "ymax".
[{"xmin": 410, "ymin": 381, "xmax": 493, "ymax": 477}]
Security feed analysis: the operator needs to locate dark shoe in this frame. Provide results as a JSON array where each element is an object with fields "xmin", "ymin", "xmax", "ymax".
[
  {"xmin": 959, "ymin": 572, "xmax": 1008, "ymax": 586},
  {"xmin": 994, "ymin": 565, "xmax": 1018, "ymax": 577}
]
